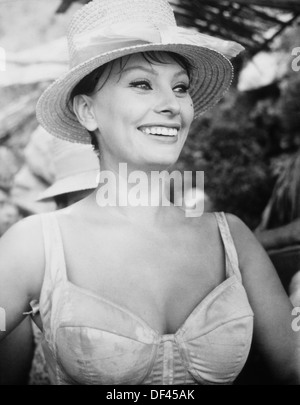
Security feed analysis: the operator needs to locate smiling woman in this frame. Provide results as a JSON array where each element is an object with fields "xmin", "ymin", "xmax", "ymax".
[{"xmin": 0, "ymin": 0, "xmax": 299, "ymax": 386}]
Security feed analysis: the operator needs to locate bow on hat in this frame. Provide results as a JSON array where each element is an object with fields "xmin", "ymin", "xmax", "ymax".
[{"xmin": 72, "ymin": 22, "xmax": 244, "ymax": 68}]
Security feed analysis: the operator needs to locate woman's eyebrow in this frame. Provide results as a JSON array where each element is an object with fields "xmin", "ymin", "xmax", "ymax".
[
  {"xmin": 121, "ymin": 65, "xmax": 157, "ymax": 75},
  {"xmin": 120, "ymin": 65, "xmax": 188, "ymax": 78}
]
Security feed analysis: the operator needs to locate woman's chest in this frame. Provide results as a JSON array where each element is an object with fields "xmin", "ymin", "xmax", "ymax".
[{"xmin": 59, "ymin": 223, "xmax": 225, "ymax": 335}]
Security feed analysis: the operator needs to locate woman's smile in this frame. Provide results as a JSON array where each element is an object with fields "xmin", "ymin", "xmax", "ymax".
[{"xmin": 138, "ymin": 123, "xmax": 181, "ymax": 144}]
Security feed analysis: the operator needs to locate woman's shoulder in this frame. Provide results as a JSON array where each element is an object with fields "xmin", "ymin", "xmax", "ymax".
[
  {"xmin": 220, "ymin": 212, "xmax": 257, "ymax": 248},
  {"xmin": 217, "ymin": 212, "xmax": 273, "ymax": 274},
  {"xmin": 200, "ymin": 211, "xmax": 251, "ymax": 239},
  {"xmin": 1, "ymin": 214, "xmax": 45, "ymax": 244},
  {"xmin": 183, "ymin": 210, "xmax": 226, "ymax": 230},
  {"xmin": 192, "ymin": 212, "xmax": 258, "ymax": 262},
  {"xmin": 199, "ymin": 211, "xmax": 250, "ymax": 241},
  {"xmin": 0, "ymin": 214, "xmax": 46, "ymax": 296}
]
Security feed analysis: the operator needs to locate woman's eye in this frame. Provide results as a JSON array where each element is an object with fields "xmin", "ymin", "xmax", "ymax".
[
  {"xmin": 174, "ymin": 83, "xmax": 190, "ymax": 94},
  {"xmin": 130, "ymin": 80, "xmax": 152, "ymax": 90}
]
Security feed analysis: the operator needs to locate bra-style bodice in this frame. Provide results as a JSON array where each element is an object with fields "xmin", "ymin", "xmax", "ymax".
[{"xmin": 32, "ymin": 212, "xmax": 253, "ymax": 385}]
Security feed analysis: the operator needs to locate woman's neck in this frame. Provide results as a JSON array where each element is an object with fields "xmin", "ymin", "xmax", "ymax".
[{"xmin": 90, "ymin": 160, "xmax": 177, "ymax": 226}]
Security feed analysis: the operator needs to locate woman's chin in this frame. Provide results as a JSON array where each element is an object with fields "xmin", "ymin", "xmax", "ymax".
[
  {"xmin": 141, "ymin": 156, "xmax": 179, "ymax": 171},
  {"xmin": 139, "ymin": 149, "xmax": 180, "ymax": 169}
]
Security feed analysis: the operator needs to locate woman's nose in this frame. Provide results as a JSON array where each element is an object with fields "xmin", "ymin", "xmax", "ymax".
[{"xmin": 154, "ymin": 88, "xmax": 181, "ymax": 116}]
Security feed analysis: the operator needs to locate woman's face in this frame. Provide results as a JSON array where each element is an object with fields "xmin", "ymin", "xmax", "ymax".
[{"xmin": 81, "ymin": 52, "xmax": 194, "ymax": 170}]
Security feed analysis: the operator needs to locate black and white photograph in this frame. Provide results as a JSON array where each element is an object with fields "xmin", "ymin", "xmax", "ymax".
[{"xmin": 0, "ymin": 0, "xmax": 299, "ymax": 387}]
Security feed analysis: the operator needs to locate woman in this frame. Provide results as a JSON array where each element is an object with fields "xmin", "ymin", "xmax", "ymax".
[{"xmin": 0, "ymin": 0, "xmax": 299, "ymax": 385}]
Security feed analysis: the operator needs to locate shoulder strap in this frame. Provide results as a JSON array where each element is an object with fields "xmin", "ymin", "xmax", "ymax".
[
  {"xmin": 40, "ymin": 212, "xmax": 67, "ymax": 284},
  {"xmin": 214, "ymin": 212, "xmax": 242, "ymax": 281},
  {"xmin": 36, "ymin": 212, "xmax": 66, "ymax": 366}
]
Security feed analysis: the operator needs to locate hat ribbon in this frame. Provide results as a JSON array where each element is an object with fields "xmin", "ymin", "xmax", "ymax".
[{"xmin": 71, "ymin": 22, "xmax": 244, "ymax": 67}]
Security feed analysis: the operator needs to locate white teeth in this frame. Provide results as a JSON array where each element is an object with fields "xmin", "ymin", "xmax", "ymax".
[{"xmin": 140, "ymin": 126, "xmax": 178, "ymax": 136}]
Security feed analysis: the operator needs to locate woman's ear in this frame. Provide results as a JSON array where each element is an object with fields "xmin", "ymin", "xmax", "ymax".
[{"xmin": 72, "ymin": 95, "xmax": 98, "ymax": 132}]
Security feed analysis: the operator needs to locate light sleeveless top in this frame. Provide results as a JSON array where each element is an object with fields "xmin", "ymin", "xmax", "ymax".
[{"xmin": 33, "ymin": 211, "xmax": 254, "ymax": 385}]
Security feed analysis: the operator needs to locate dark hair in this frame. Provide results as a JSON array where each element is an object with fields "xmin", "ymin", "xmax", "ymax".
[{"xmin": 69, "ymin": 51, "xmax": 193, "ymax": 152}]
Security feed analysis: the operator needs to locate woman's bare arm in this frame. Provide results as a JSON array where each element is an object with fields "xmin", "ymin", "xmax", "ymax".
[
  {"xmin": 0, "ymin": 215, "xmax": 45, "ymax": 342},
  {"xmin": 254, "ymin": 218, "xmax": 300, "ymax": 251},
  {"xmin": 227, "ymin": 213, "xmax": 300, "ymax": 384}
]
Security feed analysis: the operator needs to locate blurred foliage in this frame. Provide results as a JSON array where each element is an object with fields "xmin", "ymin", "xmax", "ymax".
[
  {"xmin": 176, "ymin": 22, "xmax": 300, "ymax": 230},
  {"xmin": 273, "ymin": 23, "xmax": 300, "ymax": 54},
  {"xmin": 277, "ymin": 75, "xmax": 300, "ymax": 147},
  {"xmin": 0, "ymin": 0, "xmax": 74, "ymax": 52},
  {"xmin": 260, "ymin": 152, "xmax": 300, "ymax": 229},
  {"xmin": 177, "ymin": 91, "xmax": 275, "ymax": 229}
]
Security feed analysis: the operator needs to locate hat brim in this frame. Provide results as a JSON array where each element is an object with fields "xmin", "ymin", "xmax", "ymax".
[
  {"xmin": 12, "ymin": 196, "xmax": 56, "ymax": 215},
  {"xmin": 36, "ymin": 169, "xmax": 99, "ymax": 201},
  {"xmin": 37, "ymin": 42, "xmax": 234, "ymax": 144}
]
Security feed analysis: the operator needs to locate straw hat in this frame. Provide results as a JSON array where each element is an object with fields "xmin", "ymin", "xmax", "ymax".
[
  {"xmin": 36, "ymin": 0, "xmax": 244, "ymax": 144},
  {"xmin": 36, "ymin": 137, "xmax": 99, "ymax": 201}
]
